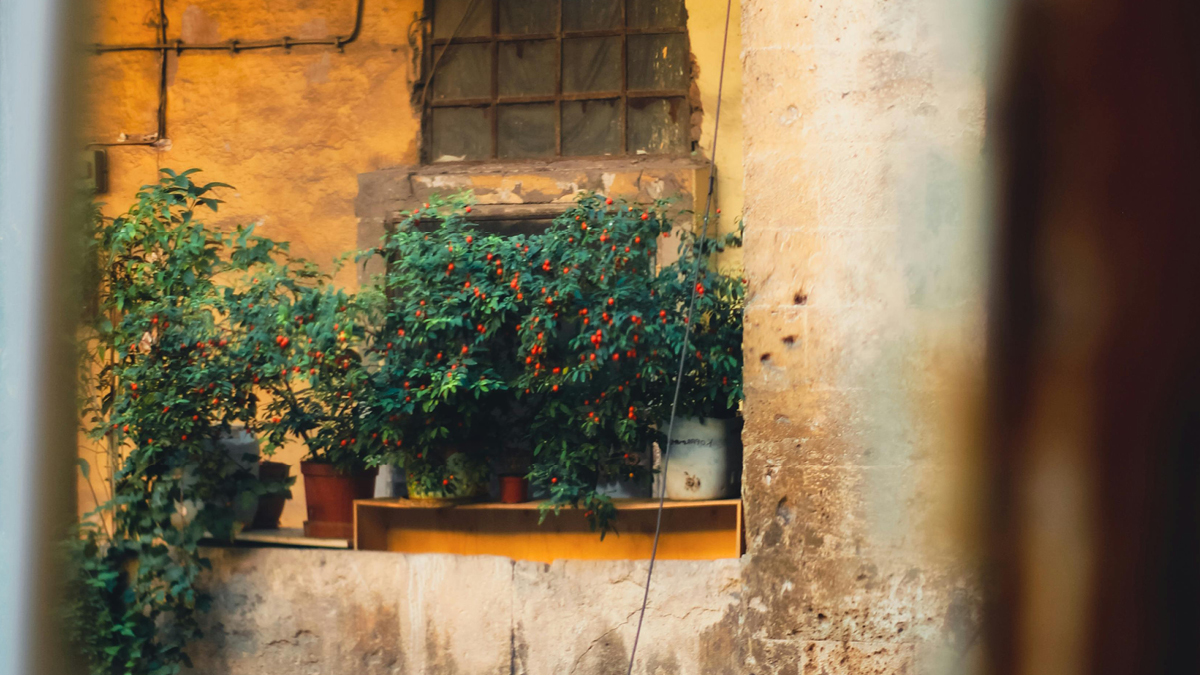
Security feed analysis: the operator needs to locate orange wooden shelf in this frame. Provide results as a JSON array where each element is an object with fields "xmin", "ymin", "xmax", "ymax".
[{"xmin": 353, "ymin": 497, "xmax": 743, "ymax": 563}]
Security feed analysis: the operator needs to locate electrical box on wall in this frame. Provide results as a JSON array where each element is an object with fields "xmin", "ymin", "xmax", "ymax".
[{"xmin": 80, "ymin": 149, "xmax": 108, "ymax": 194}]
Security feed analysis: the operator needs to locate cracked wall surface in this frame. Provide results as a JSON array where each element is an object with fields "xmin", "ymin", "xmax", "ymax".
[
  {"xmin": 189, "ymin": 548, "xmax": 741, "ymax": 675},
  {"xmin": 738, "ymin": 0, "xmax": 990, "ymax": 673}
]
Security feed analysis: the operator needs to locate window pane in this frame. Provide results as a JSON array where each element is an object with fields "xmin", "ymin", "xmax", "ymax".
[
  {"xmin": 431, "ymin": 107, "xmax": 492, "ymax": 161},
  {"xmin": 499, "ymin": 0, "xmax": 558, "ymax": 34},
  {"xmin": 563, "ymin": 99, "xmax": 620, "ymax": 156},
  {"xmin": 433, "ymin": 0, "xmax": 493, "ymax": 39},
  {"xmin": 563, "ymin": 0, "xmax": 620, "ymax": 31},
  {"xmin": 432, "ymin": 43, "xmax": 492, "ymax": 101},
  {"xmin": 499, "ymin": 41, "xmax": 556, "ymax": 96},
  {"xmin": 497, "ymin": 104, "xmax": 556, "ymax": 158},
  {"xmin": 563, "ymin": 37, "xmax": 621, "ymax": 93},
  {"xmin": 628, "ymin": 0, "xmax": 686, "ymax": 28},
  {"xmin": 627, "ymin": 34, "xmax": 689, "ymax": 91},
  {"xmin": 627, "ymin": 97, "xmax": 687, "ymax": 154}
]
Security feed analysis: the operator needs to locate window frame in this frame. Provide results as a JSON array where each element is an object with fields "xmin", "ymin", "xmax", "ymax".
[{"xmin": 420, "ymin": 0, "xmax": 694, "ymax": 164}]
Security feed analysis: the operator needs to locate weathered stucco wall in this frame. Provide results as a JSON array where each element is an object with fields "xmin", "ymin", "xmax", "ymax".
[
  {"xmin": 738, "ymin": 0, "xmax": 989, "ymax": 673},
  {"xmin": 190, "ymin": 548, "xmax": 740, "ymax": 675}
]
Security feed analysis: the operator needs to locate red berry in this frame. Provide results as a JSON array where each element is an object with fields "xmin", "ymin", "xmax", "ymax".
[{"xmin": 551, "ymin": 477, "xmax": 558, "ymax": 484}]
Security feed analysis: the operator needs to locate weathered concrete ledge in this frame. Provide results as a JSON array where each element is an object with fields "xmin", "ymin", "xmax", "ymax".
[{"xmin": 189, "ymin": 547, "xmax": 741, "ymax": 675}]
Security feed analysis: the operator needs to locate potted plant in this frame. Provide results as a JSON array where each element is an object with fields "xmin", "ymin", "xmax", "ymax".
[
  {"xmin": 249, "ymin": 459, "xmax": 294, "ymax": 529},
  {"xmin": 507, "ymin": 194, "xmax": 670, "ymax": 532},
  {"xmin": 70, "ymin": 170, "xmax": 281, "ymax": 672},
  {"xmin": 228, "ymin": 257, "xmax": 380, "ymax": 538},
  {"xmin": 653, "ymin": 223, "xmax": 745, "ymax": 500},
  {"xmin": 360, "ymin": 198, "xmax": 525, "ymax": 500}
]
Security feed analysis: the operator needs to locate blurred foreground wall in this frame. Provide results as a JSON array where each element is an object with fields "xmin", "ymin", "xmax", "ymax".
[{"xmin": 738, "ymin": 0, "xmax": 991, "ymax": 672}]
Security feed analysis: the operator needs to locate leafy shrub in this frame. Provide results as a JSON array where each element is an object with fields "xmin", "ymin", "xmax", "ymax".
[
  {"xmin": 360, "ymin": 198, "xmax": 528, "ymax": 497},
  {"xmin": 225, "ymin": 255, "xmax": 381, "ymax": 474},
  {"xmin": 69, "ymin": 170, "xmax": 295, "ymax": 674}
]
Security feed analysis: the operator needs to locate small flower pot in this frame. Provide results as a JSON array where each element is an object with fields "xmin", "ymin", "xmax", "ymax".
[
  {"xmin": 406, "ymin": 450, "xmax": 489, "ymax": 501},
  {"xmin": 498, "ymin": 475, "xmax": 530, "ymax": 503},
  {"xmin": 301, "ymin": 461, "xmax": 377, "ymax": 539},
  {"xmin": 249, "ymin": 461, "xmax": 291, "ymax": 530}
]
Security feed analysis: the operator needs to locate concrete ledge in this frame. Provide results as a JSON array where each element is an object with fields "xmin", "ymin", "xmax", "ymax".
[{"xmin": 189, "ymin": 547, "xmax": 741, "ymax": 675}]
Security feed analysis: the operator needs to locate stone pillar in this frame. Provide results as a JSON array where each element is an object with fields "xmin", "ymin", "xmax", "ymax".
[{"xmin": 738, "ymin": 1, "xmax": 989, "ymax": 672}]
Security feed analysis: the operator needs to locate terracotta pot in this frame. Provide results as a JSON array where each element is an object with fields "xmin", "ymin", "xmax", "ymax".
[
  {"xmin": 301, "ymin": 462, "xmax": 377, "ymax": 539},
  {"xmin": 498, "ymin": 475, "xmax": 529, "ymax": 504},
  {"xmin": 249, "ymin": 461, "xmax": 291, "ymax": 530}
]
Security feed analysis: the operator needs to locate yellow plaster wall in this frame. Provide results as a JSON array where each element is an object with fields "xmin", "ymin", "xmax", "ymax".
[
  {"xmin": 81, "ymin": 0, "xmax": 743, "ymax": 529},
  {"xmin": 686, "ymin": 0, "xmax": 744, "ymax": 271},
  {"xmin": 85, "ymin": 0, "xmax": 426, "ymax": 291}
]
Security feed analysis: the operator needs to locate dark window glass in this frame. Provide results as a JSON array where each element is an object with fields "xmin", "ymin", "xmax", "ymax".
[
  {"xmin": 627, "ymin": 97, "xmax": 687, "ymax": 154},
  {"xmin": 562, "ymin": 37, "xmax": 622, "ymax": 93},
  {"xmin": 432, "ymin": 43, "xmax": 493, "ymax": 101},
  {"xmin": 433, "ymin": 0, "xmax": 493, "ymax": 39},
  {"xmin": 563, "ymin": 0, "xmax": 620, "ymax": 31},
  {"xmin": 563, "ymin": 99, "xmax": 620, "ymax": 156},
  {"xmin": 499, "ymin": 41, "xmax": 557, "ymax": 96},
  {"xmin": 431, "ymin": 107, "xmax": 492, "ymax": 161},
  {"xmin": 627, "ymin": 34, "xmax": 688, "ymax": 91},
  {"xmin": 499, "ymin": 0, "xmax": 558, "ymax": 34},
  {"xmin": 497, "ymin": 104, "xmax": 556, "ymax": 158},
  {"xmin": 628, "ymin": 0, "xmax": 685, "ymax": 28},
  {"xmin": 426, "ymin": 0, "xmax": 692, "ymax": 161}
]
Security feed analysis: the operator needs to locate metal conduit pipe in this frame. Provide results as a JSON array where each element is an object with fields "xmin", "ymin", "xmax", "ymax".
[
  {"xmin": 91, "ymin": 0, "xmax": 365, "ymax": 53},
  {"xmin": 86, "ymin": 0, "xmax": 366, "ymax": 147}
]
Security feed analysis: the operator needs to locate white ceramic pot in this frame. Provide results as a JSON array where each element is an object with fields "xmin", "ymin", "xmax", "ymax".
[{"xmin": 664, "ymin": 417, "xmax": 741, "ymax": 500}]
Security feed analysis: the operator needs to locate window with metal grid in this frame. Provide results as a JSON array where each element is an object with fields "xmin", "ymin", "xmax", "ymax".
[{"xmin": 423, "ymin": 0, "xmax": 693, "ymax": 162}]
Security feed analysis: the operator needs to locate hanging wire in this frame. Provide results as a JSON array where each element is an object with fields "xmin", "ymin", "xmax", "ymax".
[{"xmin": 625, "ymin": 0, "xmax": 735, "ymax": 672}]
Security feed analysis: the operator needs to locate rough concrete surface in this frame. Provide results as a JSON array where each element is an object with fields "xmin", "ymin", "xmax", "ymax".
[
  {"xmin": 189, "ymin": 548, "xmax": 741, "ymax": 675},
  {"xmin": 738, "ymin": 0, "xmax": 989, "ymax": 673}
]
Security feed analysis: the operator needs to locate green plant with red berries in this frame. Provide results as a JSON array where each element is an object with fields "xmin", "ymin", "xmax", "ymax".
[
  {"xmin": 652, "ymin": 221, "xmax": 745, "ymax": 421},
  {"xmin": 507, "ymin": 195, "xmax": 678, "ymax": 532},
  {"xmin": 68, "ymin": 169, "xmax": 292, "ymax": 675},
  {"xmin": 359, "ymin": 196, "xmax": 527, "ymax": 498},
  {"xmin": 225, "ymin": 256, "xmax": 383, "ymax": 474}
]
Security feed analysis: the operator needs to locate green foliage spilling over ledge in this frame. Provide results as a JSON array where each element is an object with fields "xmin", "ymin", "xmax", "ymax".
[{"xmin": 67, "ymin": 170, "xmax": 743, "ymax": 674}]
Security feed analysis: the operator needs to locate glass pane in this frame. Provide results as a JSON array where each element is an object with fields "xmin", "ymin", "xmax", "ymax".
[
  {"xmin": 627, "ymin": 97, "xmax": 687, "ymax": 154},
  {"xmin": 497, "ymin": 104, "xmax": 556, "ymax": 158},
  {"xmin": 563, "ymin": 37, "xmax": 621, "ymax": 93},
  {"xmin": 431, "ymin": 107, "xmax": 491, "ymax": 161},
  {"xmin": 563, "ymin": 99, "xmax": 619, "ymax": 156},
  {"xmin": 434, "ymin": 0, "xmax": 493, "ymax": 39},
  {"xmin": 628, "ymin": 0, "xmax": 686, "ymax": 28},
  {"xmin": 499, "ymin": 0, "xmax": 558, "ymax": 34},
  {"xmin": 627, "ymin": 34, "xmax": 688, "ymax": 91},
  {"xmin": 432, "ymin": 43, "xmax": 492, "ymax": 101},
  {"xmin": 499, "ymin": 41, "xmax": 556, "ymax": 96},
  {"xmin": 563, "ymin": 0, "xmax": 620, "ymax": 31}
]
